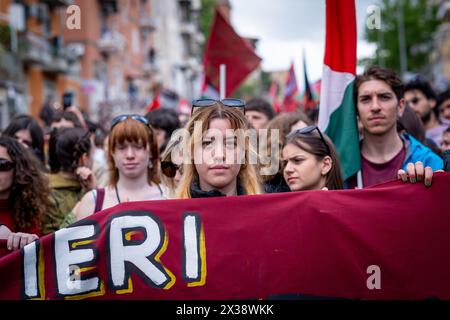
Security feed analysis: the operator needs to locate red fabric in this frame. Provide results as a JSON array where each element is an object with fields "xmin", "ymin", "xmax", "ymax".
[
  {"xmin": 145, "ymin": 96, "xmax": 161, "ymax": 113},
  {"xmin": 324, "ymin": 0, "xmax": 357, "ymax": 75},
  {"xmin": 0, "ymin": 200, "xmax": 40, "ymax": 258},
  {"xmin": 282, "ymin": 63, "xmax": 298, "ymax": 112},
  {"xmin": 268, "ymin": 82, "xmax": 280, "ymax": 113},
  {"xmin": 203, "ymin": 9, "xmax": 261, "ymax": 97},
  {"xmin": 0, "ymin": 173, "xmax": 450, "ymax": 300}
]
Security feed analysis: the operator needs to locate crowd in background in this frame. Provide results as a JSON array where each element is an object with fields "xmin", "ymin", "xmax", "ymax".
[{"xmin": 0, "ymin": 65, "xmax": 449, "ymax": 256}]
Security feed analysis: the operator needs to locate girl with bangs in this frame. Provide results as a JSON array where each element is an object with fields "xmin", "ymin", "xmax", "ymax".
[
  {"xmin": 176, "ymin": 102, "xmax": 262, "ymax": 198},
  {"xmin": 73, "ymin": 115, "xmax": 164, "ymax": 220}
]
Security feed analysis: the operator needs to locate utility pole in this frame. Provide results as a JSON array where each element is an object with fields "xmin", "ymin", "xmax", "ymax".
[{"xmin": 397, "ymin": 0, "xmax": 408, "ymax": 78}]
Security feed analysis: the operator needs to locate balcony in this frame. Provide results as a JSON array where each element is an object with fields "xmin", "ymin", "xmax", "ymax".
[
  {"xmin": 42, "ymin": 54, "xmax": 69, "ymax": 73},
  {"xmin": 18, "ymin": 33, "xmax": 69, "ymax": 73},
  {"xmin": 142, "ymin": 62, "xmax": 158, "ymax": 75},
  {"xmin": 139, "ymin": 16, "xmax": 156, "ymax": 32},
  {"xmin": 18, "ymin": 32, "xmax": 53, "ymax": 65},
  {"xmin": 180, "ymin": 21, "xmax": 196, "ymax": 35},
  {"xmin": 98, "ymin": 30, "xmax": 124, "ymax": 55},
  {"xmin": 0, "ymin": 50, "xmax": 24, "ymax": 83}
]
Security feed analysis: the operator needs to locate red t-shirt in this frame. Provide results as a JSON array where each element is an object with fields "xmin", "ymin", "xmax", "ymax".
[{"xmin": 361, "ymin": 148, "xmax": 406, "ymax": 188}]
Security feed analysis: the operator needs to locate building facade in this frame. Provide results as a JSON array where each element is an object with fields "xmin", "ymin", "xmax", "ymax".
[{"xmin": 0, "ymin": 0, "xmax": 203, "ymax": 128}]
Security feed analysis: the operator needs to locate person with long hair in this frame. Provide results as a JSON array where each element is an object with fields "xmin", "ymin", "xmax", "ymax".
[
  {"xmin": 43, "ymin": 127, "xmax": 95, "ymax": 234},
  {"xmin": 160, "ymin": 134, "xmax": 183, "ymax": 198},
  {"xmin": 74, "ymin": 115, "xmax": 164, "ymax": 221},
  {"xmin": 0, "ymin": 137, "xmax": 51, "ymax": 256},
  {"xmin": 176, "ymin": 101, "xmax": 261, "ymax": 198},
  {"xmin": 262, "ymin": 112, "xmax": 313, "ymax": 193},
  {"xmin": 282, "ymin": 126, "xmax": 344, "ymax": 191},
  {"xmin": 2, "ymin": 114, "xmax": 45, "ymax": 165}
]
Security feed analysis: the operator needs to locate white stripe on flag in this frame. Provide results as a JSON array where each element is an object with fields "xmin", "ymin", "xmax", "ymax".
[{"xmin": 318, "ymin": 65, "xmax": 355, "ymax": 131}]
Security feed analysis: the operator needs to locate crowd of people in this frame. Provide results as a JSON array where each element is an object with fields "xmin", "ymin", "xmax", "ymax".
[{"xmin": 0, "ymin": 65, "xmax": 448, "ymax": 257}]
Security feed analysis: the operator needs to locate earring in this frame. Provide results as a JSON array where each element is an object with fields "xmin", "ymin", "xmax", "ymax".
[{"xmin": 148, "ymin": 159, "xmax": 153, "ymax": 169}]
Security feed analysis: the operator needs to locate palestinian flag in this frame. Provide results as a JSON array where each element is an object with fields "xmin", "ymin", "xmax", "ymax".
[{"xmin": 318, "ymin": 0, "xmax": 360, "ymax": 180}]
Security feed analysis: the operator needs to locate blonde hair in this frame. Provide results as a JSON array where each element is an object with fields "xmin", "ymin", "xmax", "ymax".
[
  {"xmin": 108, "ymin": 118, "xmax": 160, "ymax": 186},
  {"xmin": 160, "ymin": 134, "xmax": 182, "ymax": 198},
  {"xmin": 176, "ymin": 104, "xmax": 262, "ymax": 198}
]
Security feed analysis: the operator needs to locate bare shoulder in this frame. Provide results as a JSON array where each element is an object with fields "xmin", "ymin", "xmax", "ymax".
[{"xmin": 74, "ymin": 190, "xmax": 96, "ymax": 221}]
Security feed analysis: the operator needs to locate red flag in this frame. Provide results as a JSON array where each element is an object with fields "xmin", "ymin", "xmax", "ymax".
[
  {"xmin": 302, "ymin": 54, "xmax": 316, "ymax": 110},
  {"xmin": 268, "ymin": 82, "xmax": 281, "ymax": 113},
  {"xmin": 202, "ymin": 9, "xmax": 261, "ymax": 97},
  {"xmin": 282, "ymin": 62, "xmax": 298, "ymax": 112}
]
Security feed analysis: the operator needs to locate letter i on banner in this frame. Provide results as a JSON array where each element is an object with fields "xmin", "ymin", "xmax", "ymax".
[
  {"xmin": 183, "ymin": 213, "xmax": 206, "ymax": 287},
  {"xmin": 23, "ymin": 241, "xmax": 45, "ymax": 299}
]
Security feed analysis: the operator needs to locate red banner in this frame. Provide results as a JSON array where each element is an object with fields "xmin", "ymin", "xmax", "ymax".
[{"xmin": 1, "ymin": 174, "xmax": 450, "ymax": 300}]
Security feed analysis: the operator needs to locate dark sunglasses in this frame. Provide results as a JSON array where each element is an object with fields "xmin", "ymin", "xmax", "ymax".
[
  {"xmin": 0, "ymin": 159, "xmax": 14, "ymax": 172},
  {"xmin": 191, "ymin": 98, "xmax": 245, "ymax": 115},
  {"xmin": 287, "ymin": 125, "xmax": 331, "ymax": 156},
  {"xmin": 111, "ymin": 114, "xmax": 149, "ymax": 130},
  {"xmin": 161, "ymin": 160, "xmax": 182, "ymax": 178}
]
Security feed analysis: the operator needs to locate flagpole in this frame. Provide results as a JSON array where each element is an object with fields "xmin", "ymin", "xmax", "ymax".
[{"xmin": 220, "ymin": 64, "xmax": 226, "ymax": 99}]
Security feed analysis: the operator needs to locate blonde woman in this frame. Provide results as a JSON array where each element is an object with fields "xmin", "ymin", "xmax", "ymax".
[{"xmin": 176, "ymin": 100, "xmax": 261, "ymax": 198}]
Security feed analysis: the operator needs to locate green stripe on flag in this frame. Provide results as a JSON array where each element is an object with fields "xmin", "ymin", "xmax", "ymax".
[{"xmin": 324, "ymin": 81, "xmax": 361, "ymax": 180}]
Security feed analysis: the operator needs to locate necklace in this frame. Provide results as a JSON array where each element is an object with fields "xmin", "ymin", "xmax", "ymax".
[
  {"xmin": 114, "ymin": 184, "xmax": 163, "ymax": 204},
  {"xmin": 115, "ymin": 185, "xmax": 121, "ymax": 204}
]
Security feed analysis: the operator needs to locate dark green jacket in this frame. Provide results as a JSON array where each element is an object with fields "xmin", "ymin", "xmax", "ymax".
[{"xmin": 43, "ymin": 173, "xmax": 85, "ymax": 235}]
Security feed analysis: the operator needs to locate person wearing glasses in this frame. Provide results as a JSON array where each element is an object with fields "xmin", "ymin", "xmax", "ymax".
[
  {"xmin": 43, "ymin": 127, "xmax": 95, "ymax": 234},
  {"xmin": 282, "ymin": 126, "xmax": 344, "ymax": 191},
  {"xmin": 176, "ymin": 99, "xmax": 262, "ymax": 198},
  {"xmin": 160, "ymin": 134, "xmax": 184, "ymax": 198},
  {"xmin": 262, "ymin": 112, "xmax": 312, "ymax": 193},
  {"xmin": 73, "ymin": 115, "xmax": 164, "ymax": 221},
  {"xmin": 404, "ymin": 77, "xmax": 447, "ymax": 147},
  {"xmin": 0, "ymin": 137, "xmax": 51, "ymax": 257},
  {"xmin": 349, "ymin": 66, "xmax": 443, "ymax": 189}
]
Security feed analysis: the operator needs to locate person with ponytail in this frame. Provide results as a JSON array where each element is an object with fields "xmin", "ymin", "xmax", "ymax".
[{"xmin": 42, "ymin": 127, "xmax": 95, "ymax": 234}]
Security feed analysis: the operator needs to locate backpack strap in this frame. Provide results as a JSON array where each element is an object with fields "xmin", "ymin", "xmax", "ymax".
[{"xmin": 93, "ymin": 188, "xmax": 105, "ymax": 214}]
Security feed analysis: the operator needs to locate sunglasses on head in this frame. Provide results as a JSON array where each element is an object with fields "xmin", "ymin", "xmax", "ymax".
[
  {"xmin": 287, "ymin": 125, "xmax": 331, "ymax": 156},
  {"xmin": 111, "ymin": 114, "xmax": 150, "ymax": 130},
  {"xmin": 161, "ymin": 160, "xmax": 182, "ymax": 178},
  {"xmin": 0, "ymin": 159, "xmax": 14, "ymax": 172},
  {"xmin": 191, "ymin": 98, "xmax": 245, "ymax": 115}
]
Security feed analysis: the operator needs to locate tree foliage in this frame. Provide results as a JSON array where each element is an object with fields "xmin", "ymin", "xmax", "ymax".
[{"xmin": 362, "ymin": 0, "xmax": 440, "ymax": 75}]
